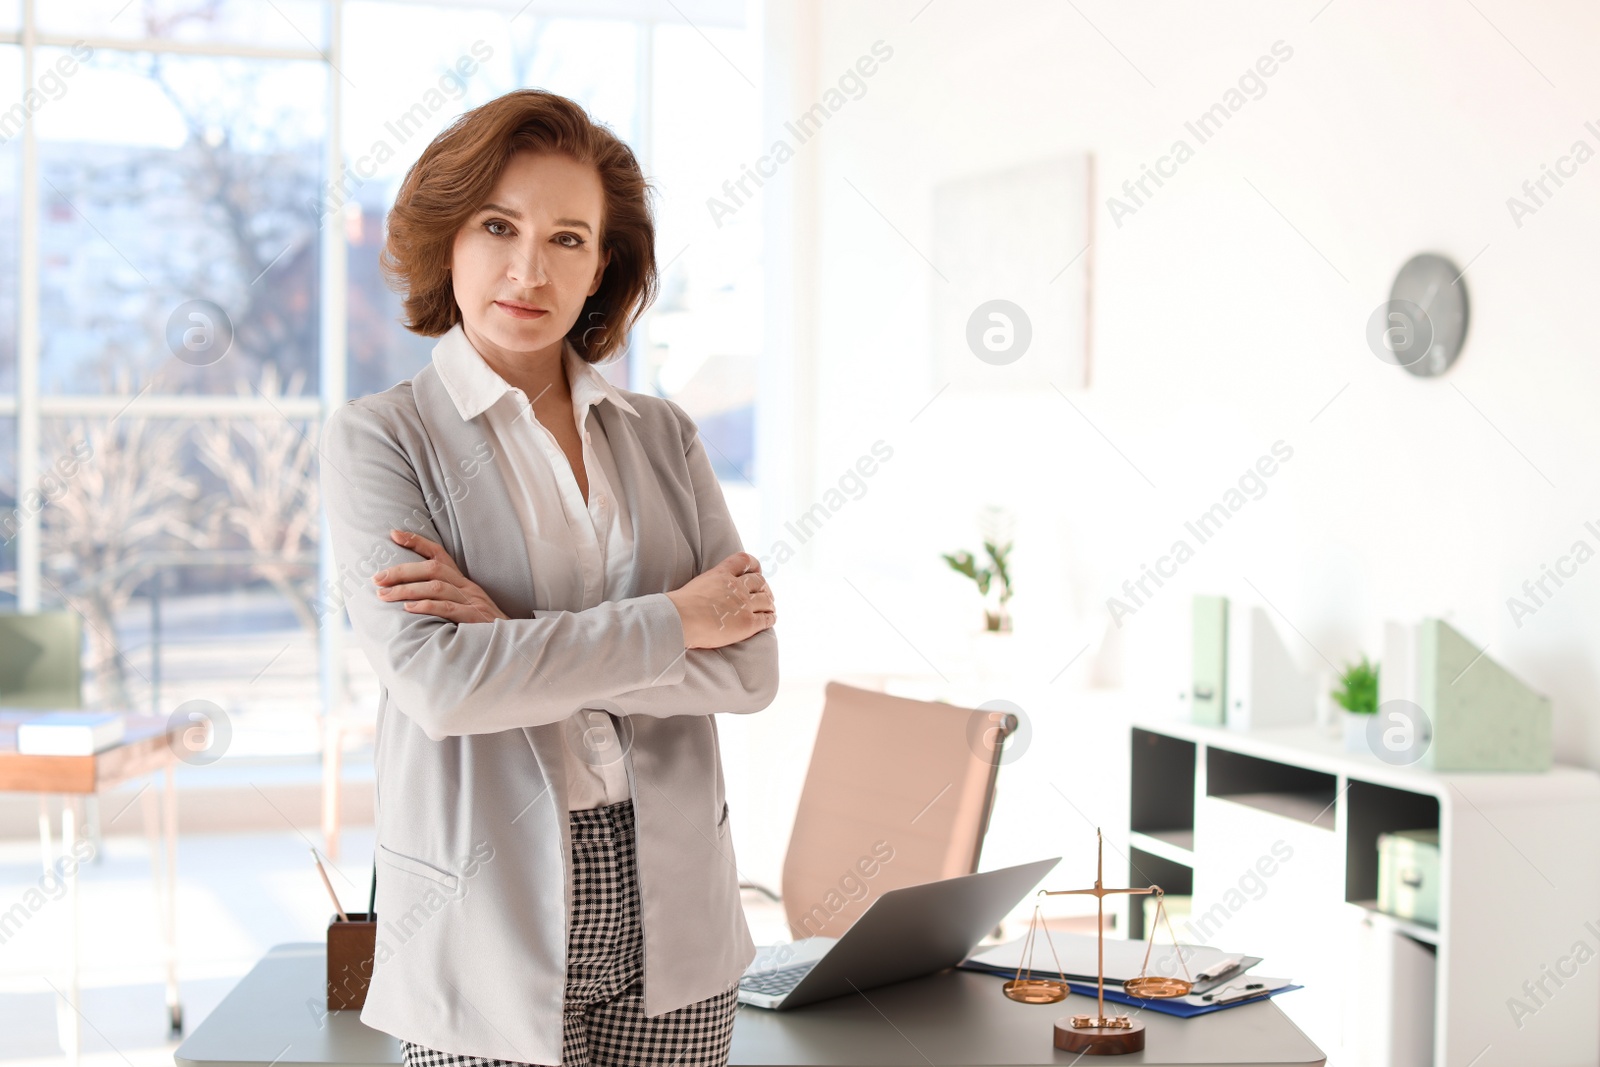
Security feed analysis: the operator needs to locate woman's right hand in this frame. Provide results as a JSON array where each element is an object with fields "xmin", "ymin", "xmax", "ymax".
[{"xmin": 665, "ymin": 551, "xmax": 776, "ymax": 650}]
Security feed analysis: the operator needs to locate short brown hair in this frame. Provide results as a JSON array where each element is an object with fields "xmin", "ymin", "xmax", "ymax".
[{"xmin": 380, "ymin": 89, "xmax": 657, "ymax": 364}]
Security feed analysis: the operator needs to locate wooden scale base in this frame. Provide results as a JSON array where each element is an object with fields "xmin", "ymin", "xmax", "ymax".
[{"xmin": 1053, "ymin": 1015, "xmax": 1146, "ymax": 1055}]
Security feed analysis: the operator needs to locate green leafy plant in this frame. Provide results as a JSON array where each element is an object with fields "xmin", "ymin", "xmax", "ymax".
[
  {"xmin": 941, "ymin": 539, "xmax": 1014, "ymax": 632},
  {"xmin": 1332, "ymin": 654, "xmax": 1380, "ymax": 715}
]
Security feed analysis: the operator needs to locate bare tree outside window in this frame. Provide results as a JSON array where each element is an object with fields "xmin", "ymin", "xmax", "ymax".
[
  {"xmin": 191, "ymin": 366, "xmax": 322, "ymax": 632},
  {"xmin": 39, "ymin": 408, "xmax": 201, "ymax": 710},
  {"xmin": 33, "ymin": 33, "xmax": 323, "ymax": 711}
]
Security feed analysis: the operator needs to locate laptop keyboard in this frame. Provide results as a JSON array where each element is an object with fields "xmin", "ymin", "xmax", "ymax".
[{"xmin": 739, "ymin": 959, "xmax": 819, "ymax": 997}]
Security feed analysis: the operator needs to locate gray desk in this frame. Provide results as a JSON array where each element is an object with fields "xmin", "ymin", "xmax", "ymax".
[{"xmin": 174, "ymin": 944, "xmax": 1325, "ymax": 1067}]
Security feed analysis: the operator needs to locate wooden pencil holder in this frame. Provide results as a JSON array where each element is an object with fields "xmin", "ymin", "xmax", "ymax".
[{"xmin": 326, "ymin": 912, "xmax": 377, "ymax": 1010}]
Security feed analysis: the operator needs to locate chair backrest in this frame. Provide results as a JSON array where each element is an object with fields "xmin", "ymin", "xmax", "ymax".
[
  {"xmin": 0, "ymin": 611, "xmax": 84, "ymax": 709},
  {"xmin": 779, "ymin": 680, "xmax": 1015, "ymax": 941}
]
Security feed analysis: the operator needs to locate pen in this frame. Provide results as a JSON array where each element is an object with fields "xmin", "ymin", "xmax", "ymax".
[
  {"xmin": 311, "ymin": 847, "xmax": 350, "ymax": 922},
  {"xmin": 1201, "ymin": 982, "xmax": 1266, "ymax": 1003}
]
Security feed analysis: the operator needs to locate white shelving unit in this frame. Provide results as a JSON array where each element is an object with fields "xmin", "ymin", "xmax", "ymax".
[{"xmin": 1127, "ymin": 715, "xmax": 1600, "ymax": 1067}]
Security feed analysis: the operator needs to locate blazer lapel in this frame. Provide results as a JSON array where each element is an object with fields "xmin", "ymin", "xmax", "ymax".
[
  {"xmin": 411, "ymin": 362, "xmax": 538, "ymax": 617},
  {"xmin": 413, "ymin": 358, "xmax": 691, "ymax": 609},
  {"xmin": 594, "ymin": 399, "xmax": 696, "ymax": 591},
  {"xmin": 412, "ymin": 363, "xmax": 569, "ymax": 795}
]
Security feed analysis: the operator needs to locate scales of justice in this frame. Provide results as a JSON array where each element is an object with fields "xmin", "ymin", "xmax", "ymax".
[{"xmin": 1003, "ymin": 828, "xmax": 1192, "ymax": 1056}]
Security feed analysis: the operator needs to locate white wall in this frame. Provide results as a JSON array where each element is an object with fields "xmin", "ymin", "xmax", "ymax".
[
  {"xmin": 776, "ymin": 0, "xmax": 1600, "ymax": 733},
  {"xmin": 726, "ymin": 0, "xmax": 1600, "ymax": 905}
]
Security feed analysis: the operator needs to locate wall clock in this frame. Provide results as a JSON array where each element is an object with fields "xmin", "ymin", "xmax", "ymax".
[{"xmin": 1385, "ymin": 252, "xmax": 1469, "ymax": 377}]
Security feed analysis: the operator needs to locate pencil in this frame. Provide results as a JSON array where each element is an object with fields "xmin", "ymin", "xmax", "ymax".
[{"xmin": 311, "ymin": 847, "xmax": 349, "ymax": 922}]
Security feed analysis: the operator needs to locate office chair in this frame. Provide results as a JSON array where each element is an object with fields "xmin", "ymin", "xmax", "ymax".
[
  {"xmin": 743, "ymin": 680, "xmax": 1017, "ymax": 941},
  {"xmin": 0, "ymin": 610, "xmax": 104, "ymax": 857},
  {"xmin": 0, "ymin": 611, "xmax": 83, "ymax": 710}
]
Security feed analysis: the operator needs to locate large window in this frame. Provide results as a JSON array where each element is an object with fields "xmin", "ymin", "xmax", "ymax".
[
  {"xmin": 0, "ymin": 0, "xmax": 763, "ymax": 755},
  {"xmin": 35, "ymin": 46, "xmax": 327, "ymax": 395},
  {"xmin": 339, "ymin": 5, "xmax": 644, "ymax": 399},
  {"xmin": 2, "ymin": 41, "xmax": 21, "ymax": 611}
]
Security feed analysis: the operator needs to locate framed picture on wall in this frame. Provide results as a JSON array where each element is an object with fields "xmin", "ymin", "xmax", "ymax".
[{"xmin": 931, "ymin": 152, "xmax": 1095, "ymax": 390}]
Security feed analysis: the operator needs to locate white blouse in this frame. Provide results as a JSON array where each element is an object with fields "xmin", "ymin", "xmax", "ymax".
[{"xmin": 431, "ymin": 322, "xmax": 640, "ymax": 810}]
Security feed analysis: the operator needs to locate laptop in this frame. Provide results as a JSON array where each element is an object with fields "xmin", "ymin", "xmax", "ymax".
[{"xmin": 737, "ymin": 856, "xmax": 1060, "ymax": 1009}]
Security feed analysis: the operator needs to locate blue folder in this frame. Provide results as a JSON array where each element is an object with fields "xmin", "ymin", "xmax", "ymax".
[{"xmin": 956, "ymin": 960, "xmax": 1302, "ymax": 1018}]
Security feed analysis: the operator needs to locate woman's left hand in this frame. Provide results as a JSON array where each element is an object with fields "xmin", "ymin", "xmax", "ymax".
[{"xmin": 372, "ymin": 529, "xmax": 510, "ymax": 623}]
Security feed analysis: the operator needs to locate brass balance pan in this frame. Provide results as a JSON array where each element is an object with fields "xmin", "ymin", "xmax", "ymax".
[
  {"xmin": 1002, "ymin": 977, "xmax": 1070, "ymax": 1004},
  {"xmin": 1121, "ymin": 975, "xmax": 1193, "ymax": 998}
]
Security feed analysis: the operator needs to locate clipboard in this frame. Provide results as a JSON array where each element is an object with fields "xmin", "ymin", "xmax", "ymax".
[{"xmin": 956, "ymin": 959, "xmax": 1301, "ymax": 1017}]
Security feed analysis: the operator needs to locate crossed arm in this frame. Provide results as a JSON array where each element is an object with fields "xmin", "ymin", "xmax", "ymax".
[{"xmin": 320, "ymin": 398, "xmax": 778, "ymax": 742}]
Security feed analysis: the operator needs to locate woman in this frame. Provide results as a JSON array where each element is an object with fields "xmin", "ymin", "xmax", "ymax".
[{"xmin": 320, "ymin": 89, "xmax": 779, "ymax": 1067}]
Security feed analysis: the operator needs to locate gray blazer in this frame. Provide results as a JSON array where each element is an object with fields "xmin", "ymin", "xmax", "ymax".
[{"xmin": 319, "ymin": 355, "xmax": 779, "ymax": 1064}]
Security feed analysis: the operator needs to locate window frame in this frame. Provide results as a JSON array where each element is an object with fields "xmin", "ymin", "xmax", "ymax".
[{"xmin": 0, "ymin": 0, "xmax": 756, "ymax": 731}]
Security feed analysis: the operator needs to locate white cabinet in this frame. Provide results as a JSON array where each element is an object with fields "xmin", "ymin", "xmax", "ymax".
[
  {"xmin": 1128, "ymin": 718, "xmax": 1600, "ymax": 1067},
  {"xmin": 1193, "ymin": 792, "xmax": 1344, "ymax": 1054},
  {"xmin": 1343, "ymin": 907, "xmax": 1437, "ymax": 1067}
]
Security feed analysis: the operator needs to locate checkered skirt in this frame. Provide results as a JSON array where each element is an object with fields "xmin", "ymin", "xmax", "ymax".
[{"xmin": 399, "ymin": 799, "xmax": 739, "ymax": 1067}]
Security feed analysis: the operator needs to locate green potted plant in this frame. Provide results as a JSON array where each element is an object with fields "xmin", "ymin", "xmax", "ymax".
[
  {"xmin": 1332, "ymin": 654, "xmax": 1379, "ymax": 752},
  {"xmin": 941, "ymin": 538, "xmax": 1014, "ymax": 633}
]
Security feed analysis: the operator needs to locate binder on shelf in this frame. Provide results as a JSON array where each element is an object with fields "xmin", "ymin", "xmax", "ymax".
[
  {"xmin": 1190, "ymin": 595, "xmax": 1229, "ymax": 725},
  {"xmin": 1378, "ymin": 620, "xmax": 1416, "ymax": 711},
  {"xmin": 1380, "ymin": 617, "xmax": 1552, "ymax": 772},
  {"xmin": 1225, "ymin": 604, "xmax": 1315, "ymax": 731}
]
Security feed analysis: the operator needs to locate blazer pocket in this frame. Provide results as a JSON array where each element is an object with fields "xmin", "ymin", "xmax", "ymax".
[
  {"xmin": 378, "ymin": 842, "xmax": 460, "ymax": 892},
  {"xmin": 716, "ymin": 800, "xmax": 730, "ymax": 836}
]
